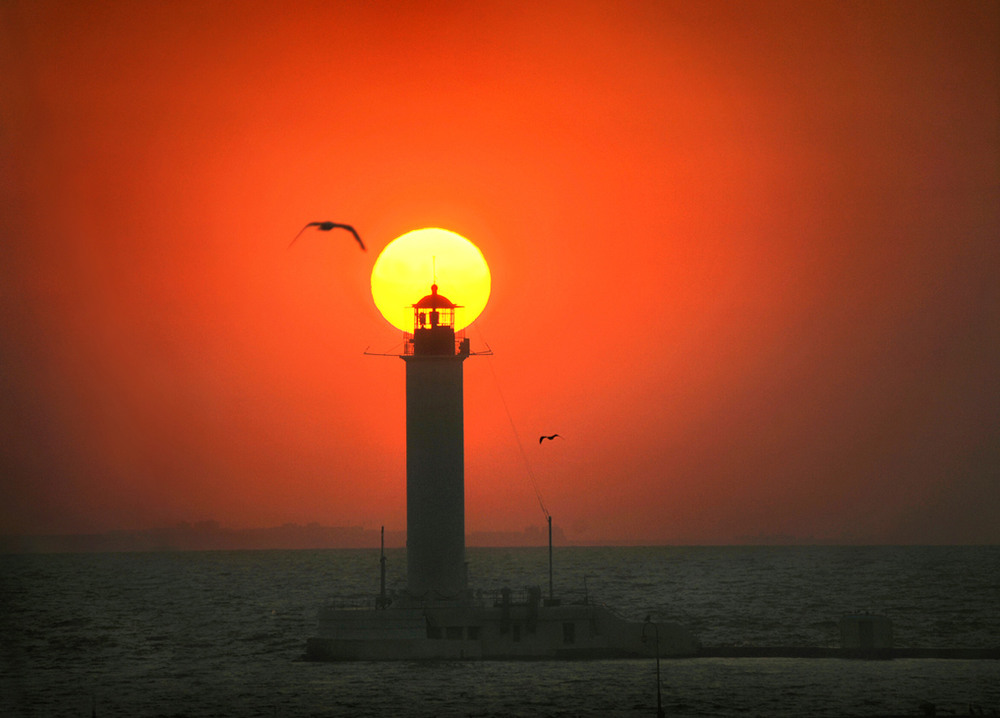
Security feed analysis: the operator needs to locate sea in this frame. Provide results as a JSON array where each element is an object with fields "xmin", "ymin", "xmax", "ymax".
[{"xmin": 1, "ymin": 546, "xmax": 998, "ymax": 718}]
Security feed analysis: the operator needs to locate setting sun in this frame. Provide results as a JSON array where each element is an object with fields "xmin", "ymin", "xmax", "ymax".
[{"xmin": 371, "ymin": 228, "xmax": 491, "ymax": 332}]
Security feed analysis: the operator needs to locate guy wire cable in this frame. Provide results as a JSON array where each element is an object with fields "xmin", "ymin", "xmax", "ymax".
[{"xmin": 471, "ymin": 322, "xmax": 549, "ymax": 520}]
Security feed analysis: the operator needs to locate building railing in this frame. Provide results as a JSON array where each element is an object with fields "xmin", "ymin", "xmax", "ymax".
[{"xmin": 401, "ymin": 329, "xmax": 467, "ymax": 356}]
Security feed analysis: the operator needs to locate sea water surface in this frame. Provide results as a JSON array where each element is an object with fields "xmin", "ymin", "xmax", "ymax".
[{"xmin": 2, "ymin": 546, "xmax": 998, "ymax": 717}]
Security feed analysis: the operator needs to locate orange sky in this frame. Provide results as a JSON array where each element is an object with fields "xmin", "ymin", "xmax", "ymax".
[{"xmin": 2, "ymin": 1, "xmax": 998, "ymax": 544}]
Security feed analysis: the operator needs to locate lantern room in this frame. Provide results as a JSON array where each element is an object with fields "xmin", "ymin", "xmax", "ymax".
[{"xmin": 406, "ymin": 284, "xmax": 469, "ymax": 357}]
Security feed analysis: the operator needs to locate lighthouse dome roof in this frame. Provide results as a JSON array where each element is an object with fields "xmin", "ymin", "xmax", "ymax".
[{"xmin": 413, "ymin": 284, "xmax": 460, "ymax": 309}]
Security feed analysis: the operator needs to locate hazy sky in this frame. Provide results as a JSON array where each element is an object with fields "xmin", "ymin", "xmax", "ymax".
[{"xmin": 2, "ymin": 1, "xmax": 997, "ymax": 544}]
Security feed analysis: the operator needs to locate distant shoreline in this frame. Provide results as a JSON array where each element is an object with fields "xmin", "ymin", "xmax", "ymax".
[
  {"xmin": 2, "ymin": 523, "xmax": 991, "ymax": 553},
  {"xmin": 0, "ymin": 521, "xmax": 573, "ymax": 553}
]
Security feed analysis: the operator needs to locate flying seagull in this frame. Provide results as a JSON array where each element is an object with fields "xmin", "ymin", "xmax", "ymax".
[
  {"xmin": 289, "ymin": 221, "xmax": 366, "ymax": 251},
  {"xmin": 539, "ymin": 434, "xmax": 562, "ymax": 444}
]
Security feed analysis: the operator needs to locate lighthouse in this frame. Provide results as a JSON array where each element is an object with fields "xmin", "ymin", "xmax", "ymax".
[
  {"xmin": 306, "ymin": 243, "xmax": 699, "ymax": 661},
  {"xmin": 401, "ymin": 284, "xmax": 471, "ymax": 600}
]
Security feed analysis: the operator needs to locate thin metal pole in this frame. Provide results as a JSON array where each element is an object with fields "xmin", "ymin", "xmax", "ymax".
[
  {"xmin": 643, "ymin": 617, "xmax": 665, "ymax": 718},
  {"xmin": 655, "ymin": 626, "xmax": 663, "ymax": 718},
  {"xmin": 547, "ymin": 515, "xmax": 553, "ymax": 602},
  {"xmin": 378, "ymin": 525, "xmax": 387, "ymax": 609}
]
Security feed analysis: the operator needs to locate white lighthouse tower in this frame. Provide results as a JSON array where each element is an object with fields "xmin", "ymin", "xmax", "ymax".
[
  {"xmin": 306, "ymin": 269, "xmax": 698, "ymax": 661},
  {"xmin": 401, "ymin": 284, "xmax": 471, "ymax": 600}
]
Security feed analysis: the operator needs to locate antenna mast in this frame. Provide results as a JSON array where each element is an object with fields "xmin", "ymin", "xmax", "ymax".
[
  {"xmin": 548, "ymin": 515, "xmax": 554, "ymax": 603},
  {"xmin": 377, "ymin": 525, "xmax": 387, "ymax": 609}
]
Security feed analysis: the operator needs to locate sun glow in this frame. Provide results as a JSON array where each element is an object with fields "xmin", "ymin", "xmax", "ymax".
[{"xmin": 371, "ymin": 228, "xmax": 490, "ymax": 332}]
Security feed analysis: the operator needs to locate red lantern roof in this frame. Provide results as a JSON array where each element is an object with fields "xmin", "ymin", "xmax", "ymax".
[{"xmin": 413, "ymin": 284, "xmax": 460, "ymax": 309}]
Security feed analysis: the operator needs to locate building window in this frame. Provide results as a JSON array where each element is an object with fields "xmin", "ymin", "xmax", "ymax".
[
  {"xmin": 563, "ymin": 622, "xmax": 575, "ymax": 644},
  {"xmin": 446, "ymin": 626, "xmax": 463, "ymax": 640},
  {"xmin": 427, "ymin": 626, "xmax": 442, "ymax": 639},
  {"xmin": 512, "ymin": 623, "xmax": 521, "ymax": 642},
  {"xmin": 467, "ymin": 626, "xmax": 481, "ymax": 640}
]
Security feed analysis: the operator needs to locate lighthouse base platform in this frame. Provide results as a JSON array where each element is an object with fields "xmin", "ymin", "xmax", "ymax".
[{"xmin": 305, "ymin": 593, "xmax": 698, "ymax": 661}]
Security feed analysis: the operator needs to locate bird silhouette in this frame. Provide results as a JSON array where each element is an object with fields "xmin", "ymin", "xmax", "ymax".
[
  {"xmin": 289, "ymin": 222, "xmax": 366, "ymax": 250},
  {"xmin": 538, "ymin": 434, "xmax": 562, "ymax": 444}
]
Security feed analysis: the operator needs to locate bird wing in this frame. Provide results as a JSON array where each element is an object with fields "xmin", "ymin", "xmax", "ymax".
[
  {"xmin": 332, "ymin": 223, "xmax": 366, "ymax": 251},
  {"xmin": 346, "ymin": 226, "xmax": 366, "ymax": 251},
  {"xmin": 288, "ymin": 222, "xmax": 323, "ymax": 247}
]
